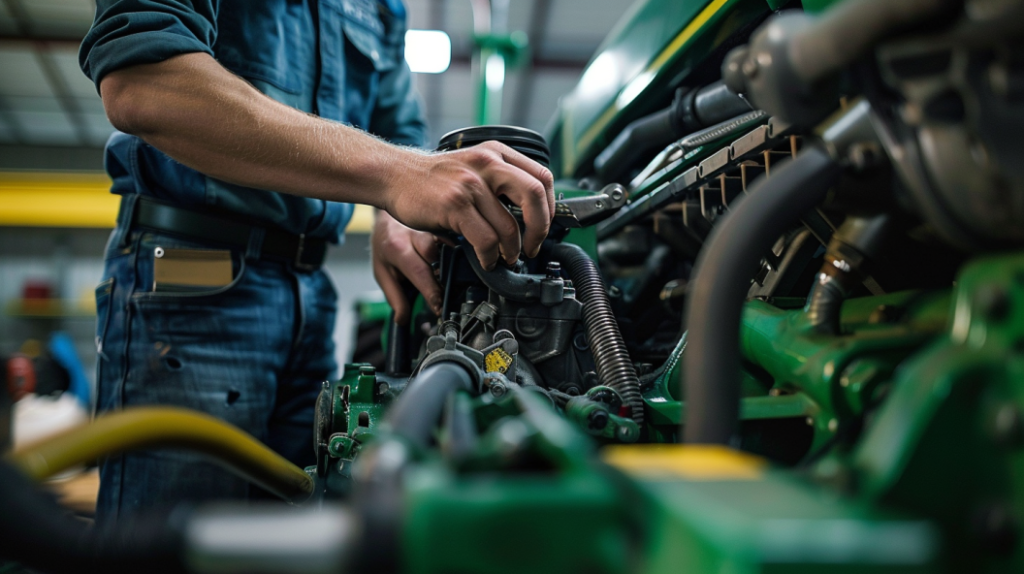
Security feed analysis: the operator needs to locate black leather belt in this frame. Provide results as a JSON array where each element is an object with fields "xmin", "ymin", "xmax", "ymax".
[{"xmin": 132, "ymin": 197, "xmax": 328, "ymax": 270}]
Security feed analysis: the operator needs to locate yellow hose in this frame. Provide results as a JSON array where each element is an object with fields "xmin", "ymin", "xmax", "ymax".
[{"xmin": 5, "ymin": 407, "xmax": 314, "ymax": 503}]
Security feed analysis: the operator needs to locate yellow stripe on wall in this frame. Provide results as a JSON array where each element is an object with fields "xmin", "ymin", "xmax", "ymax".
[{"xmin": 0, "ymin": 171, "xmax": 374, "ymax": 233}]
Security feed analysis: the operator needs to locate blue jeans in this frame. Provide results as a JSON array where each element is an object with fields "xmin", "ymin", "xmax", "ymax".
[{"xmin": 94, "ymin": 198, "xmax": 337, "ymax": 522}]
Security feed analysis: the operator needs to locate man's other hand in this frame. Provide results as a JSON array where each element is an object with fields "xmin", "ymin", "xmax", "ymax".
[{"xmin": 372, "ymin": 211, "xmax": 443, "ymax": 326}]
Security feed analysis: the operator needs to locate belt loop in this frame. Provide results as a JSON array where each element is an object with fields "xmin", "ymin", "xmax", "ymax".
[
  {"xmin": 246, "ymin": 226, "xmax": 266, "ymax": 260},
  {"xmin": 114, "ymin": 194, "xmax": 140, "ymax": 248}
]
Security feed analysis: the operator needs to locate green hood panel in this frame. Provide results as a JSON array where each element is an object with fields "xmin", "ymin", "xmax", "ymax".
[{"xmin": 548, "ymin": 0, "xmax": 778, "ymax": 179}]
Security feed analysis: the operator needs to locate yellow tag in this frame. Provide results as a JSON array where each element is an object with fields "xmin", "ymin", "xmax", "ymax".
[
  {"xmin": 602, "ymin": 445, "xmax": 766, "ymax": 481},
  {"xmin": 485, "ymin": 348, "xmax": 514, "ymax": 374}
]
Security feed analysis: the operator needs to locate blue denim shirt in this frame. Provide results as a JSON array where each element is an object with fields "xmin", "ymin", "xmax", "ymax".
[{"xmin": 80, "ymin": 0, "xmax": 427, "ymax": 243}]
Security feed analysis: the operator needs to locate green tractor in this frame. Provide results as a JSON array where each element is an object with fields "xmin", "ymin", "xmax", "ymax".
[
  {"xmin": 7, "ymin": 0, "xmax": 1024, "ymax": 572},
  {"xmin": 322, "ymin": 0, "xmax": 1024, "ymax": 571}
]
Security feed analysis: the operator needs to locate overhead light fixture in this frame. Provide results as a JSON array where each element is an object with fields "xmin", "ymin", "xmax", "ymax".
[
  {"xmin": 485, "ymin": 53, "xmax": 505, "ymax": 91},
  {"xmin": 405, "ymin": 30, "xmax": 452, "ymax": 74}
]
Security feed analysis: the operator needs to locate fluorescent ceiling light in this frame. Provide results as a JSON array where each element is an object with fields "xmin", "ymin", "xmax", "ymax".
[
  {"xmin": 405, "ymin": 30, "xmax": 452, "ymax": 74},
  {"xmin": 485, "ymin": 53, "xmax": 505, "ymax": 91}
]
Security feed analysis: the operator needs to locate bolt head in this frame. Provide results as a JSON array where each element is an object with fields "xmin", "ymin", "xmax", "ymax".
[{"xmin": 588, "ymin": 410, "xmax": 609, "ymax": 430}]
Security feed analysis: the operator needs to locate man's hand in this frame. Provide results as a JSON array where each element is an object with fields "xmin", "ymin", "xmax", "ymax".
[
  {"xmin": 372, "ymin": 211, "xmax": 443, "ymax": 326},
  {"xmin": 380, "ymin": 141, "xmax": 556, "ymax": 271}
]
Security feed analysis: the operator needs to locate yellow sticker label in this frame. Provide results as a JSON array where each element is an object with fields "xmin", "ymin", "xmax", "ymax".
[
  {"xmin": 602, "ymin": 445, "xmax": 766, "ymax": 481},
  {"xmin": 485, "ymin": 347, "xmax": 514, "ymax": 374}
]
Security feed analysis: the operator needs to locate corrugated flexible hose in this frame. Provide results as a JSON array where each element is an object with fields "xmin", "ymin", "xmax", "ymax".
[{"xmin": 552, "ymin": 243, "xmax": 643, "ymax": 425}]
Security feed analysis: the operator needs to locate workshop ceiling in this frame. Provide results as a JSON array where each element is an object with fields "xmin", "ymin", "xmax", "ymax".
[{"xmin": 0, "ymin": 0, "xmax": 628, "ymax": 152}]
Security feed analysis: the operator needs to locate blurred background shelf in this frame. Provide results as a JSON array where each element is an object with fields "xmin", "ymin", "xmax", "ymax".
[{"xmin": 5, "ymin": 298, "xmax": 96, "ymax": 319}]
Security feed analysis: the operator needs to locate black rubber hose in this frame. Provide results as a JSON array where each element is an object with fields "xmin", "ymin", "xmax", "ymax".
[
  {"xmin": 385, "ymin": 316, "xmax": 411, "ymax": 376},
  {"xmin": 683, "ymin": 147, "xmax": 842, "ymax": 444},
  {"xmin": 384, "ymin": 361, "xmax": 474, "ymax": 448},
  {"xmin": 806, "ymin": 214, "xmax": 892, "ymax": 335},
  {"xmin": 691, "ymin": 81, "xmax": 754, "ymax": 126},
  {"xmin": 551, "ymin": 243, "xmax": 643, "ymax": 425},
  {"xmin": 594, "ymin": 106, "xmax": 677, "ymax": 182},
  {"xmin": 0, "ymin": 461, "xmax": 185, "ymax": 574},
  {"xmin": 806, "ymin": 274, "xmax": 847, "ymax": 335},
  {"xmin": 595, "ymin": 81, "xmax": 751, "ymax": 183}
]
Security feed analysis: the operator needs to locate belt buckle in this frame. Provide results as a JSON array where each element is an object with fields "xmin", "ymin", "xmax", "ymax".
[{"xmin": 294, "ymin": 234, "xmax": 316, "ymax": 271}]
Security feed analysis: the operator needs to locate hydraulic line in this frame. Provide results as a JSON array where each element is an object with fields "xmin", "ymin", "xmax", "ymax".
[
  {"xmin": 384, "ymin": 361, "xmax": 475, "ymax": 448},
  {"xmin": 683, "ymin": 146, "xmax": 842, "ymax": 444},
  {"xmin": 6, "ymin": 407, "xmax": 313, "ymax": 503},
  {"xmin": 551, "ymin": 242, "xmax": 643, "ymax": 425}
]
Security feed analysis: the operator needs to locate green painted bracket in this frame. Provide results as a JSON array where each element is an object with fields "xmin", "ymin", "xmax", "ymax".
[{"xmin": 472, "ymin": 31, "xmax": 529, "ymax": 66}]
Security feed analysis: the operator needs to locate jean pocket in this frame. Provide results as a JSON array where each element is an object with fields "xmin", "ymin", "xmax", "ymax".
[{"xmin": 130, "ymin": 233, "xmax": 249, "ymax": 303}]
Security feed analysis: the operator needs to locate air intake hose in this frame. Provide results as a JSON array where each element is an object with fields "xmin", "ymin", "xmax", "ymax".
[
  {"xmin": 551, "ymin": 243, "xmax": 643, "ymax": 425},
  {"xmin": 595, "ymin": 81, "xmax": 752, "ymax": 183},
  {"xmin": 683, "ymin": 146, "xmax": 842, "ymax": 444}
]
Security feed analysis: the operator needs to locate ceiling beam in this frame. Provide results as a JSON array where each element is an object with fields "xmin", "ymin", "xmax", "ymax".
[{"xmin": 2, "ymin": 0, "xmax": 91, "ymax": 145}]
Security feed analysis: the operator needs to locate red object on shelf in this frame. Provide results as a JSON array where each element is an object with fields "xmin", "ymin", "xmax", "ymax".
[
  {"xmin": 22, "ymin": 280, "xmax": 53, "ymax": 301},
  {"xmin": 6, "ymin": 354, "xmax": 36, "ymax": 401}
]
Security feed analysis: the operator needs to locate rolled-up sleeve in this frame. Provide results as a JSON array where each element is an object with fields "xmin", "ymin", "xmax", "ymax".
[{"xmin": 79, "ymin": 0, "xmax": 220, "ymax": 91}]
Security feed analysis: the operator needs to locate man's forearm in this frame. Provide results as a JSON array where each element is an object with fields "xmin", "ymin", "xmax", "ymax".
[
  {"xmin": 100, "ymin": 50, "xmax": 556, "ymax": 273},
  {"xmin": 100, "ymin": 52, "xmax": 414, "ymax": 209}
]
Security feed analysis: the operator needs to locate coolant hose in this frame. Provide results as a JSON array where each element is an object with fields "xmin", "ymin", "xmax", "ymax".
[
  {"xmin": 384, "ymin": 361, "xmax": 475, "ymax": 448},
  {"xmin": 6, "ymin": 407, "xmax": 313, "ymax": 502},
  {"xmin": 683, "ymin": 146, "xmax": 842, "ymax": 444},
  {"xmin": 551, "ymin": 242, "xmax": 643, "ymax": 425}
]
